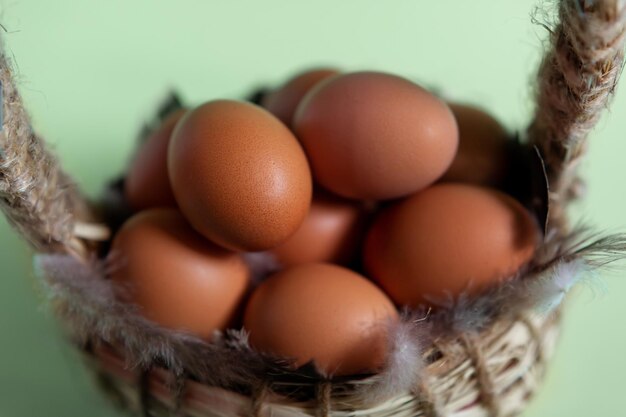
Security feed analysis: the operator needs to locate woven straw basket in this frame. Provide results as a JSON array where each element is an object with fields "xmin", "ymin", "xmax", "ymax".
[{"xmin": 2, "ymin": 1, "xmax": 626, "ymax": 416}]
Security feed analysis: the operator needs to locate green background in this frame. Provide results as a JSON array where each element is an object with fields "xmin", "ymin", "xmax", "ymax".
[{"xmin": 1, "ymin": 1, "xmax": 625, "ymax": 416}]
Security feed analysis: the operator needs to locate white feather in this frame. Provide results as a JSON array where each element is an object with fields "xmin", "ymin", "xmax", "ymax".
[{"xmin": 527, "ymin": 259, "xmax": 588, "ymax": 312}]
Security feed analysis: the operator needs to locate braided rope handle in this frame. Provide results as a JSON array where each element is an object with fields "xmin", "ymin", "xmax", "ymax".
[
  {"xmin": 0, "ymin": 48, "xmax": 96, "ymax": 256},
  {"xmin": 528, "ymin": 0, "xmax": 626, "ymax": 229}
]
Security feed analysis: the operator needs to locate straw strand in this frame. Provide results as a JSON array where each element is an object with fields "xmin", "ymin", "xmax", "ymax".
[
  {"xmin": 250, "ymin": 382, "xmax": 269, "ymax": 417},
  {"xmin": 415, "ymin": 379, "xmax": 443, "ymax": 417},
  {"xmin": 461, "ymin": 334, "xmax": 500, "ymax": 417},
  {"xmin": 316, "ymin": 382, "xmax": 332, "ymax": 417}
]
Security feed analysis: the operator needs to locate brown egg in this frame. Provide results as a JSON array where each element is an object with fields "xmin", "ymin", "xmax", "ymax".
[
  {"xmin": 109, "ymin": 208, "xmax": 250, "ymax": 339},
  {"xmin": 364, "ymin": 184, "xmax": 539, "ymax": 307},
  {"xmin": 269, "ymin": 192, "xmax": 364, "ymax": 267},
  {"xmin": 124, "ymin": 110, "xmax": 186, "ymax": 211},
  {"xmin": 244, "ymin": 263, "xmax": 398, "ymax": 376},
  {"xmin": 293, "ymin": 71, "xmax": 458, "ymax": 200},
  {"xmin": 261, "ymin": 68, "xmax": 339, "ymax": 126},
  {"xmin": 168, "ymin": 100, "xmax": 313, "ymax": 252},
  {"xmin": 440, "ymin": 103, "xmax": 510, "ymax": 185}
]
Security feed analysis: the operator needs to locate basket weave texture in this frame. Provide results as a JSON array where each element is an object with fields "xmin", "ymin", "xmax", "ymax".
[
  {"xmin": 86, "ymin": 310, "xmax": 561, "ymax": 417},
  {"xmin": 1, "ymin": 1, "xmax": 625, "ymax": 417}
]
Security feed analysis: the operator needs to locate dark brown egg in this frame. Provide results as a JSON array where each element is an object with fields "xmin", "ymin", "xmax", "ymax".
[
  {"xmin": 440, "ymin": 103, "xmax": 510, "ymax": 185},
  {"xmin": 109, "ymin": 209, "xmax": 250, "ymax": 340},
  {"xmin": 364, "ymin": 184, "xmax": 539, "ymax": 307},
  {"xmin": 124, "ymin": 110, "xmax": 186, "ymax": 210},
  {"xmin": 269, "ymin": 192, "xmax": 364, "ymax": 267},
  {"xmin": 293, "ymin": 71, "xmax": 458, "ymax": 200},
  {"xmin": 168, "ymin": 100, "xmax": 313, "ymax": 252},
  {"xmin": 244, "ymin": 263, "xmax": 398, "ymax": 376},
  {"xmin": 261, "ymin": 68, "xmax": 339, "ymax": 126}
]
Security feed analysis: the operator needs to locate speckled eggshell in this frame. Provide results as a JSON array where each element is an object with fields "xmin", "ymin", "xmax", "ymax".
[
  {"xmin": 261, "ymin": 68, "xmax": 339, "ymax": 127},
  {"xmin": 293, "ymin": 71, "xmax": 459, "ymax": 200},
  {"xmin": 268, "ymin": 191, "xmax": 364, "ymax": 267},
  {"xmin": 109, "ymin": 208, "xmax": 250, "ymax": 340},
  {"xmin": 168, "ymin": 100, "xmax": 313, "ymax": 252},
  {"xmin": 244, "ymin": 263, "xmax": 398, "ymax": 376},
  {"xmin": 440, "ymin": 103, "xmax": 510, "ymax": 186},
  {"xmin": 364, "ymin": 184, "xmax": 539, "ymax": 307},
  {"xmin": 124, "ymin": 109, "xmax": 186, "ymax": 211}
]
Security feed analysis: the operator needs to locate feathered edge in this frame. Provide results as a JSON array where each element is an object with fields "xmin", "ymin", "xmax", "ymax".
[{"xmin": 33, "ymin": 226, "xmax": 626, "ymax": 405}]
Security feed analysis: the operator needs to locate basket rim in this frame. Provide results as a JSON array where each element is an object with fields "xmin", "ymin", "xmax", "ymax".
[{"xmin": 75, "ymin": 307, "xmax": 562, "ymax": 417}]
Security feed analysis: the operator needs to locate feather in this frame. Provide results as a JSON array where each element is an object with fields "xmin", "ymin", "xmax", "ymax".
[
  {"xmin": 350, "ymin": 314, "xmax": 427, "ymax": 405},
  {"xmin": 32, "ymin": 225, "xmax": 626, "ymax": 402}
]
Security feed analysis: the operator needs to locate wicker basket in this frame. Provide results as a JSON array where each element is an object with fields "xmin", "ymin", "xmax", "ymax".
[
  {"xmin": 82, "ymin": 310, "xmax": 561, "ymax": 417},
  {"xmin": 1, "ymin": 1, "xmax": 625, "ymax": 416}
]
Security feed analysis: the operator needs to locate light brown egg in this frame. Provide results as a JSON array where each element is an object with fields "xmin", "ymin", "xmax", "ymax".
[
  {"xmin": 244, "ymin": 263, "xmax": 398, "ymax": 376},
  {"xmin": 269, "ymin": 192, "xmax": 364, "ymax": 267},
  {"xmin": 109, "ymin": 208, "xmax": 250, "ymax": 339},
  {"xmin": 364, "ymin": 184, "xmax": 539, "ymax": 307},
  {"xmin": 440, "ymin": 103, "xmax": 510, "ymax": 186},
  {"xmin": 124, "ymin": 110, "xmax": 186, "ymax": 211},
  {"xmin": 293, "ymin": 71, "xmax": 458, "ymax": 200},
  {"xmin": 261, "ymin": 68, "xmax": 339, "ymax": 126},
  {"xmin": 168, "ymin": 100, "xmax": 313, "ymax": 252}
]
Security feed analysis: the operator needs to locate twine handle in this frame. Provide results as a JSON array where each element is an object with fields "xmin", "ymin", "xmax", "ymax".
[
  {"xmin": 0, "ymin": 44, "xmax": 92, "ymax": 256},
  {"xmin": 528, "ymin": 0, "xmax": 626, "ymax": 228}
]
